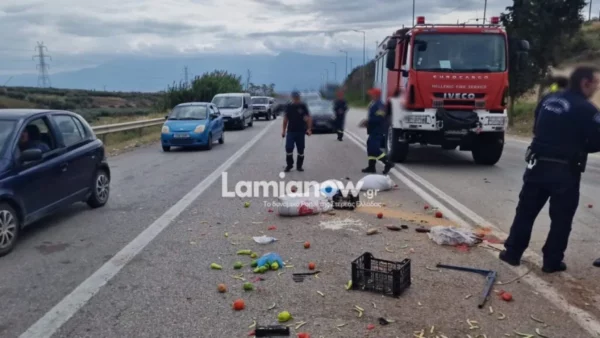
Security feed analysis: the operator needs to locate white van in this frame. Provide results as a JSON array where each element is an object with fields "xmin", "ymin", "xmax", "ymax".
[{"xmin": 211, "ymin": 93, "xmax": 254, "ymax": 130}]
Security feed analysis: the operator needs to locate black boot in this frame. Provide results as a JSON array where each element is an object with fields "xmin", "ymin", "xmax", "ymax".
[
  {"xmin": 362, "ymin": 159, "xmax": 376, "ymax": 173},
  {"xmin": 296, "ymin": 154, "xmax": 304, "ymax": 171},
  {"xmin": 285, "ymin": 153, "xmax": 294, "ymax": 172},
  {"xmin": 542, "ymin": 261, "xmax": 567, "ymax": 273},
  {"xmin": 594, "ymin": 258, "xmax": 600, "ymax": 267},
  {"xmin": 337, "ymin": 130, "xmax": 343, "ymax": 141},
  {"xmin": 381, "ymin": 155, "xmax": 394, "ymax": 175},
  {"xmin": 499, "ymin": 250, "xmax": 521, "ymax": 266}
]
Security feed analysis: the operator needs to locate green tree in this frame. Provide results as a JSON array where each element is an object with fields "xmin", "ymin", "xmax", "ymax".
[
  {"xmin": 501, "ymin": 0, "xmax": 586, "ymax": 124},
  {"xmin": 160, "ymin": 70, "xmax": 243, "ymax": 110}
]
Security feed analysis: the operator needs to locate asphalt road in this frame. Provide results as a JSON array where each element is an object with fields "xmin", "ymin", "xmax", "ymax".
[{"xmin": 1, "ymin": 110, "xmax": 600, "ymax": 338}]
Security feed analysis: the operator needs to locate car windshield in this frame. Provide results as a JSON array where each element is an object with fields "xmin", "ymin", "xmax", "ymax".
[
  {"xmin": 308, "ymin": 102, "xmax": 331, "ymax": 112},
  {"xmin": 412, "ymin": 33, "xmax": 506, "ymax": 72},
  {"xmin": 0, "ymin": 120, "xmax": 16, "ymax": 155},
  {"xmin": 169, "ymin": 105, "xmax": 208, "ymax": 120},
  {"xmin": 212, "ymin": 96, "xmax": 243, "ymax": 109},
  {"xmin": 252, "ymin": 98, "xmax": 269, "ymax": 104}
]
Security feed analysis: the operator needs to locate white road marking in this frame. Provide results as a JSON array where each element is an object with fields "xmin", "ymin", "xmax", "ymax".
[
  {"xmin": 20, "ymin": 122, "xmax": 277, "ymax": 338},
  {"xmin": 507, "ymin": 136, "xmax": 600, "ymax": 160},
  {"xmin": 344, "ymin": 130, "xmax": 600, "ymax": 337}
]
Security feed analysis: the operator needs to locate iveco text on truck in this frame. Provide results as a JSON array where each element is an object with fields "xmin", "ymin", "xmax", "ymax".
[{"xmin": 374, "ymin": 16, "xmax": 529, "ymax": 165}]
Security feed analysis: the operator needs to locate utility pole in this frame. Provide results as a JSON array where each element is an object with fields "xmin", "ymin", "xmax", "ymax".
[
  {"xmin": 32, "ymin": 42, "xmax": 51, "ymax": 88},
  {"xmin": 483, "ymin": 0, "xmax": 487, "ymax": 23},
  {"xmin": 353, "ymin": 30, "xmax": 366, "ymax": 102},
  {"xmin": 324, "ymin": 69, "xmax": 329, "ymax": 84},
  {"xmin": 246, "ymin": 69, "xmax": 251, "ymax": 91},
  {"xmin": 350, "ymin": 58, "xmax": 353, "ymax": 72},
  {"xmin": 412, "ymin": 0, "xmax": 416, "ymax": 26},
  {"xmin": 339, "ymin": 50, "xmax": 348, "ymax": 80},
  {"xmin": 590, "ymin": 0, "xmax": 593, "ymax": 21},
  {"xmin": 103, "ymin": 85, "xmax": 107, "ymax": 91},
  {"xmin": 330, "ymin": 62, "xmax": 337, "ymax": 83},
  {"xmin": 184, "ymin": 66, "xmax": 189, "ymax": 87}
]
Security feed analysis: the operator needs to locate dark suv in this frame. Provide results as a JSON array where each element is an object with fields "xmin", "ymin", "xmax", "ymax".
[{"xmin": 0, "ymin": 109, "xmax": 111, "ymax": 256}]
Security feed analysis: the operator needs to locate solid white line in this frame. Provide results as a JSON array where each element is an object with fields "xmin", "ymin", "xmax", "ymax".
[
  {"xmin": 344, "ymin": 130, "xmax": 600, "ymax": 337},
  {"xmin": 20, "ymin": 122, "xmax": 277, "ymax": 338},
  {"xmin": 507, "ymin": 136, "xmax": 600, "ymax": 160}
]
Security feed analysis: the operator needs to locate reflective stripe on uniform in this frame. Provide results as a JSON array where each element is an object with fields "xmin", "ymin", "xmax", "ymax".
[
  {"xmin": 298, "ymin": 154, "xmax": 304, "ymax": 157},
  {"xmin": 376, "ymin": 153, "xmax": 386, "ymax": 160},
  {"xmin": 550, "ymin": 83, "xmax": 559, "ymax": 92},
  {"xmin": 286, "ymin": 152, "xmax": 294, "ymax": 155}
]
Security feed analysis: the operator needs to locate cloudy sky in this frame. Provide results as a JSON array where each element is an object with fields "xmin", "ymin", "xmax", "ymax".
[{"xmin": 0, "ymin": 0, "xmax": 556, "ymax": 78}]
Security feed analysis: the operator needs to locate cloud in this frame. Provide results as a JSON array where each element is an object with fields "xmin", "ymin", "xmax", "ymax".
[{"xmin": 0, "ymin": 0, "xmax": 516, "ymax": 76}]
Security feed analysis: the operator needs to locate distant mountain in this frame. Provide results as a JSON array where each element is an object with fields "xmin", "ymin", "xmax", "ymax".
[{"xmin": 6, "ymin": 52, "xmax": 366, "ymax": 92}]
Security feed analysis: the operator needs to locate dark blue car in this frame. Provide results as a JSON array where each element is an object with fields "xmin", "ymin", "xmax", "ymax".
[{"xmin": 0, "ymin": 109, "xmax": 111, "ymax": 256}]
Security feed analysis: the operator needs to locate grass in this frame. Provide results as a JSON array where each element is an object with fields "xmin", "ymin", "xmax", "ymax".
[
  {"xmin": 102, "ymin": 125, "xmax": 162, "ymax": 155},
  {"xmin": 507, "ymin": 101, "xmax": 537, "ymax": 137}
]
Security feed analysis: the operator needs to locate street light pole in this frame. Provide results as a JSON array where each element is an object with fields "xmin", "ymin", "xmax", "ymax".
[
  {"xmin": 353, "ymin": 29, "xmax": 366, "ymax": 102},
  {"xmin": 339, "ymin": 50, "xmax": 348, "ymax": 81},
  {"xmin": 330, "ymin": 61, "xmax": 337, "ymax": 83},
  {"xmin": 412, "ymin": 0, "xmax": 415, "ymax": 26},
  {"xmin": 324, "ymin": 69, "xmax": 329, "ymax": 83},
  {"xmin": 483, "ymin": 0, "xmax": 487, "ymax": 23}
]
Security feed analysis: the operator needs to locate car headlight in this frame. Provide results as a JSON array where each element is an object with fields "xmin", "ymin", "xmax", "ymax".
[
  {"xmin": 194, "ymin": 125, "xmax": 206, "ymax": 133},
  {"xmin": 161, "ymin": 125, "xmax": 170, "ymax": 133},
  {"xmin": 233, "ymin": 111, "xmax": 242, "ymax": 117},
  {"xmin": 405, "ymin": 115, "xmax": 429, "ymax": 124},
  {"xmin": 487, "ymin": 116, "xmax": 506, "ymax": 126}
]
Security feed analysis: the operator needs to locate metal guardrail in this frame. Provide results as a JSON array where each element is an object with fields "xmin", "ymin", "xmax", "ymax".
[{"xmin": 92, "ymin": 118, "xmax": 164, "ymax": 136}]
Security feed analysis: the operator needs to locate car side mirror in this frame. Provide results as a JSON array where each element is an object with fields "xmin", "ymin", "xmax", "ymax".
[
  {"xmin": 164, "ymin": 115, "xmax": 169, "ymax": 120},
  {"xmin": 210, "ymin": 112, "xmax": 220, "ymax": 119},
  {"xmin": 243, "ymin": 103, "xmax": 249, "ymax": 109},
  {"xmin": 20, "ymin": 148, "xmax": 42, "ymax": 163}
]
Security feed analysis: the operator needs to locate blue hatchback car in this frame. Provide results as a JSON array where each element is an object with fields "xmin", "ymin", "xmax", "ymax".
[
  {"xmin": 0, "ymin": 109, "xmax": 111, "ymax": 256},
  {"xmin": 161, "ymin": 102, "xmax": 225, "ymax": 151}
]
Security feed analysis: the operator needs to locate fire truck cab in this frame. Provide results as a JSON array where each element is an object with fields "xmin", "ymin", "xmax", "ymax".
[{"xmin": 374, "ymin": 16, "xmax": 529, "ymax": 165}]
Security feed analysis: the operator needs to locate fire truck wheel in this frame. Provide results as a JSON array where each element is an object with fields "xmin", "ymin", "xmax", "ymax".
[
  {"xmin": 388, "ymin": 128, "xmax": 409, "ymax": 163},
  {"xmin": 471, "ymin": 132, "xmax": 504, "ymax": 165}
]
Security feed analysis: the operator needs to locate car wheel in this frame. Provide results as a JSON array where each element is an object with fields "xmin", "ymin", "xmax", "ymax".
[
  {"xmin": 239, "ymin": 119, "xmax": 246, "ymax": 130},
  {"xmin": 0, "ymin": 203, "xmax": 20, "ymax": 257},
  {"xmin": 206, "ymin": 134, "xmax": 213, "ymax": 150},
  {"xmin": 87, "ymin": 169, "xmax": 110, "ymax": 208},
  {"xmin": 248, "ymin": 115, "xmax": 254, "ymax": 127},
  {"xmin": 219, "ymin": 132, "xmax": 224, "ymax": 144},
  {"xmin": 162, "ymin": 145, "xmax": 170, "ymax": 152},
  {"xmin": 266, "ymin": 112, "xmax": 271, "ymax": 121}
]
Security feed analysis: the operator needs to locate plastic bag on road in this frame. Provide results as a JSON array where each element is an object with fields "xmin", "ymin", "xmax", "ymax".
[
  {"xmin": 309, "ymin": 179, "xmax": 345, "ymax": 199},
  {"xmin": 277, "ymin": 194, "xmax": 333, "ymax": 216},
  {"xmin": 428, "ymin": 226, "xmax": 481, "ymax": 246},
  {"xmin": 256, "ymin": 252, "xmax": 284, "ymax": 268},
  {"xmin": 253, "ymin": 235, "xmax": 277, "ymax": 244},
  {"xmin": 358, "ymin": 174, "xmax": 394, "ymax": 191}
]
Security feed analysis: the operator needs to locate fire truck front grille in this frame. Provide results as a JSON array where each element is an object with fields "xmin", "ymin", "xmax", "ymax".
[{"xmin": 444, "ymin": 100, "xmax": 475, "ymax": 106}]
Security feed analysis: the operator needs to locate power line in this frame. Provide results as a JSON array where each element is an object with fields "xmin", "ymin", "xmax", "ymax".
[{"xmin": 32, "ymin": 42, "xmax": 51, "ymax": 88}]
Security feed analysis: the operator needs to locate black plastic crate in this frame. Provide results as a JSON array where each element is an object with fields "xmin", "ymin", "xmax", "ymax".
[{"xmin": 351, "ymin": 252, "xmax": 411, "ymax": 297}]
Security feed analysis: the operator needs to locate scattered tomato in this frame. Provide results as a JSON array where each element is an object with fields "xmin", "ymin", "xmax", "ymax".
[
  {"xmin": 297, "ymin": 333, "xmax": 310, "ymax": 338},
  {"xmin": 501, "ymin": 292, "xmax": 513, "ymax": 302},
  {"xmin": 267, "ymin": 209, "xmax": 274, "ymax": 213},
  {"xmin": 304, "ymin": 241, "xmax": 310, "ymax": 249},
  {"xmin": 233, "ymin": 299, "xmax": 245, "ymax": 310},
  {"xmin": 217, "ymin": 283, "xmax": 227, "ymax": 293},
  {"xmin": 268, "ymin": 226, "xmax": 277, "ymax": 230},
  {"xmin": 308, "ymin": 262, "xmax": 316, "ymax": 270},
  {"xmin": 367, "ymin": 324, "xmax": 375, "ymax": 330},
  {"xmin": 377, "ymin": 212, "xmax": 383, "ymax": 219},
  {"xmin": 588, "ymin": 204, "xmax": 593, "ymax": 208},
  {"xmin": 435, "ymin": 211, "xmax": 443, "ymax": 218},
  {"xmin": 424, "ymin": 204, "xmax": 430, "ymax": 210},
  {"xmin": 291, "ymin": 185, "xmax": 298, "ymax": 193}
]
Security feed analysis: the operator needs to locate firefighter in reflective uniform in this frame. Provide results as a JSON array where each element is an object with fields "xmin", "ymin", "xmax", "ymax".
[
  {"xmin": 361, "ymin": 88, "xmax": 394, "ymax": 174},
  {"xmin": 282, "ymin": 91, "xmax": 312, "ymax": 172},
  {"xmin": 500, "ymin": 66, "xmax": 600, "ymax": 273},
  {"xmin": 332, "ymin": 90, "xmax": 348, "ymax": 141}
]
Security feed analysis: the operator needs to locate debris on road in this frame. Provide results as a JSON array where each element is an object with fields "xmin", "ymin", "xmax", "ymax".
[
  {"xmin": 249, "ymin": 320, "xmax": 256, "ymax": 328},
  {"xmin": 366, "ymin": 228, "xmax": 379, "ymax": 235},
  {"xmin": 254, "ymin": 325, "xmax": 289, "ymax": 336},
  {"xmin": 237, "ymin": 249, "xmax": 253, "ymax": 255},
  {"xmin": 316, "ymin": 291, "xmax": 324, "ymax": 297},
  {"xmin": 268, "ymin": 225, "xmax": 277, "ymax": 230},
  {"xmin": 385, "ymin": 225, "xmax": 401, "ymax": 231},
  {"xmin": 530, "ymin": 314, "xmax": 544, "ymax": 323},
  {"xmin": 377, "ymin": 212, "xmax": 383, "ymax": 219},
  {"xmin": 435, "ymin": 211, "xmax": 443, "ymax": 218},
  {"xmin": 436, "ymin": 263, "xmax": 496, "ymax": 308},
  {"xmin": 304, "ymin": 241, "xmax": 310, "ymax": 249},
  {"xmin": 267, "ymin": 303, "xmax": 277, "ymax": 310},
  {"xmin": 345, "ymin": 280, "xmax": 352, "ymax": 290},
  {"xmin": 210, "ymin": 263, "xmax": 222, "ymax": 270},
  {"xmin": 244, "ymin": 201, "xmax": 251, "ymax": 208},
  {"xmin": 233, "ymin": 299, "xmax": 245, "ymax": 311},
  {"xmin": 243, "ymin": 282, "xmax": 254, "ymax": 291},
  {"xmin": 234, "ymin": 262, "xmax": 244, "ymax": 269},
  {"xmin": 497, "ymin": 312, "xmax": 506, "ymax": 320},
  {"xmin": 277, "ymin": 311, "xmax": 292, "ymax": 323},
  {"xmin": 294, "ymin": 321, "xmax": 307, "ymax": 330},
  {"xmin": 535, "ymin": 328, "xmax": 549, "ymax": 338},
  {"xmin": 498, "ymin": 290, "xmax": 513, "ymax": 302},
  {"xmin": 253, "ymin": 235, "xmax": 277, "ymax": 244},
  {"xmin": 308, "ymin": 262, "xmax": 316, "ymax": 270},
  {"xmin": 217, "ymin": 284, "xmax": 227, "ymax": 293},
  {"xmin": 428, "ymin": 226, "xmax": 482, "ymax": 246},
  {"xmin": 352, "ymin": 252, "xmax": 411, "ymax": 297},
  {"xmin": 415, "ymin": 226, "xmax": 430, "ymax": 233},
  {"xmin": 366, "ymin": 323, "xmax": 375, "ymax": 330}
]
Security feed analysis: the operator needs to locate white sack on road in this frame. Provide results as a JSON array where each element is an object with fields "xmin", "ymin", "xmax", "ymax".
[
  {"xmin": 358, "ymin": 174, "xmax": 394, "ymax": 191},
  {"xmin": 277, "ymin": 195, "xmax": 333, "ymax": 216},
  {"xmin": 428, "ymin": 226, "xmax": 480, "ymax": 246}
]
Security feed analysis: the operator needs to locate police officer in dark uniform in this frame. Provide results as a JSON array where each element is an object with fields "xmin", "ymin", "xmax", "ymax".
[
  {"xmin": 500, "ymin": 66, "xmax": 600, "ymax": 273},
  {"xmin": 282, "ymin": 91, "xmax": 312, "ymax": 172},
  {"xmin": 333, "ymin": 90, "xmax": 348, "ymax": 141},
  {"xmin": 361, "ymin": 88, "xmax": 394, "ymax": 174},
  {"xmin": 533, "ymin": 77, "xmax": 569, "ymax": 135}
]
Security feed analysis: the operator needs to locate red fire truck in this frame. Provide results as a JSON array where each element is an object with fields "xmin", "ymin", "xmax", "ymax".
[{"xmin": 374, "ymin": 16, "xmax": 529, "ymax": 165}]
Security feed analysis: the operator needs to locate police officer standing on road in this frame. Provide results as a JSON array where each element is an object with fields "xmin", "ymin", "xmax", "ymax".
[
  {"xmin": 333, "ymin": 90, "xmax": 348, "ymax": 141},
  {"xmin": 282, "ymin": 91, "xmax": 312, "ymax": 172},
  {"xmin": 500, "ymin": 66, "xmax": 600, "ymax": 273},
  {"xmin": 533, "ymin": 76, "xmax": 569, "ymax": 135},
  {"xmin": 361, "ymin": 88, "xmax": 394, "ymax": 174}
]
